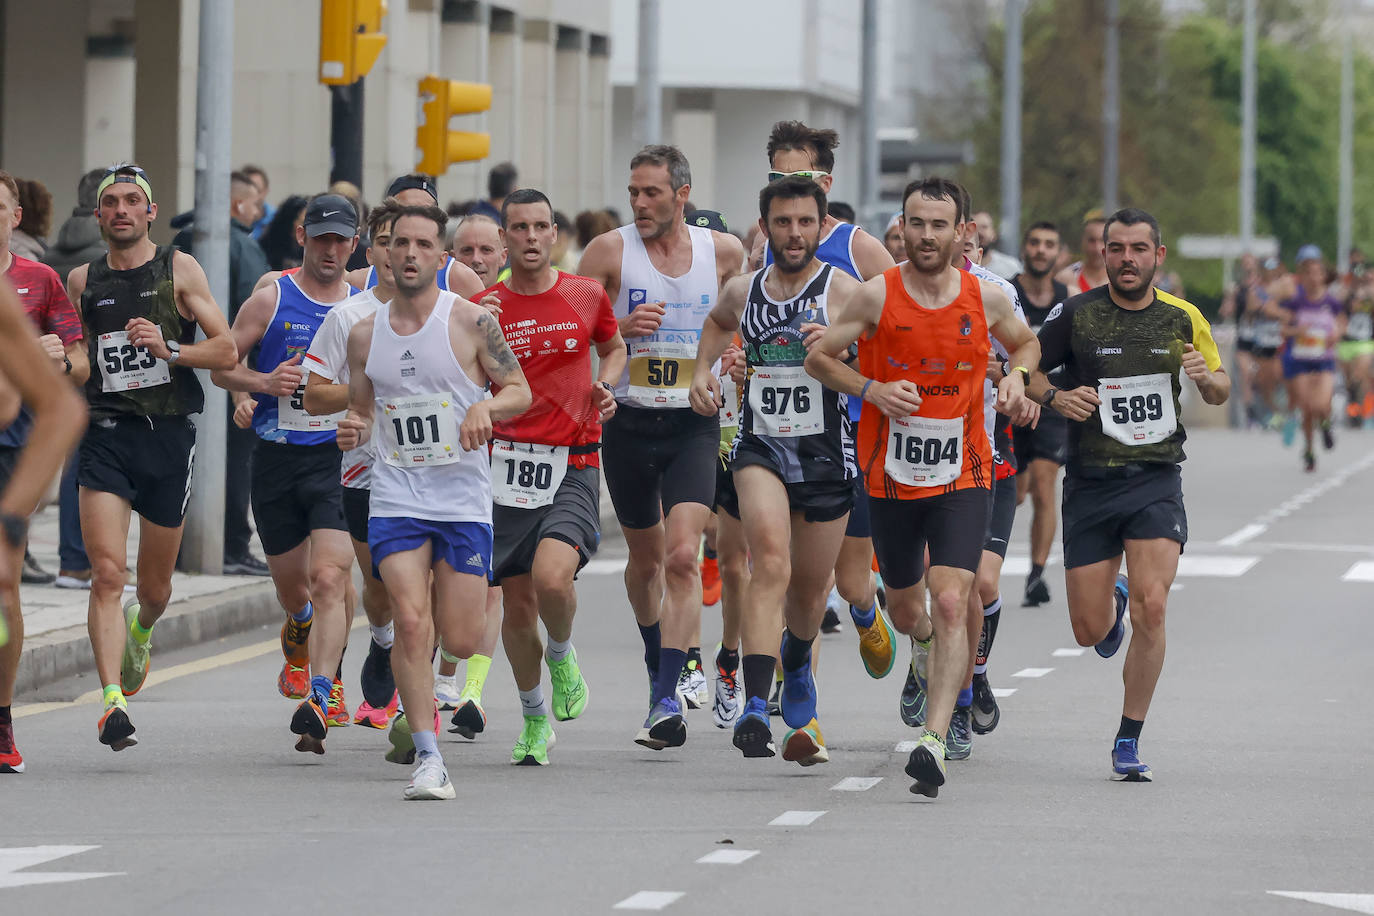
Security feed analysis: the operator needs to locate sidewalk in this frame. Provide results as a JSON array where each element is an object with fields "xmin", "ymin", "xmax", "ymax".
[{"xmin": 15, "ymin": 507, "xmax": 279, "ymax": 694}]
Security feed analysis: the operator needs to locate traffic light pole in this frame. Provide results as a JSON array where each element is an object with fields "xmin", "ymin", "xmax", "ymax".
[{"xmin": 330, "ymin": 79, "xmax": 365, "ymax": 189}]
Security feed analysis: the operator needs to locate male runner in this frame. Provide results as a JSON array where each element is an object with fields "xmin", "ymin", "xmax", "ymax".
[
  {"xmin": 67, "ymin": 164, "xmax": 237, "ymax": 750},
  {"xmin": 303, "ymin": 199, "xmax": 401, "ymax": 728},
  {"xmin": 577, "ymin": 145, "xmax": 743, "ymax": 750},
  {"xmin": 1056, "ymin": 213, "xmax": 1108, "ymax": 294},
  {"xmin": 484, "ymin": 188, "xmax": 624, "ymax": 765},
  {"xmin": 1027, "ymin": 207, "xmax": 1228, "ymax": 781},
  {"xmin": 346, "ymin": 174, "xmax": 484, "ymax": 299},
  {"xmin": 1269, "ymin": 246, "xmax": 1343, "ymax": 472},
  {"xmin": 1011, "ymin": 222, "xmax": 1071, "ymax": 606},
  {"xmin": 213, "ymin": 193, "xmax": 359, "ymax": 749},
  {"xmin": 691, "ymin": 176, "xmax": 858, "ymax": 765},
  {"xmin": 337, "ymin": 204, "xmax": 530, "ymax": 799},
  {"xmin": 806, "ymin": 177, "xmax": 1037, "ymax": 797},
  {"xmin": 452, "ymin": 214, "xmax": 508, "ymax": 288}
]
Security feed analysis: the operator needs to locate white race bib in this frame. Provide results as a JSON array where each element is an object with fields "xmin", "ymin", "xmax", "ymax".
[
  {"xmin": 490, "ymin": 441, "xmax": 568, "ymax": 509},
  {"xmin": 1292, "ymin": 332, "xmax": 1330, "ymax": 360},
  {"xmin": 1098, "ymin": 374, "xmax": 1176, "ymax": 446},
  {"xmin": 1348, "ymin": 312, "xmax": 1373, "ymax": 341},
  {"xmin": 884, "ymin": 415, "xmax": 962, "ymax": 487},
  {"xmin": 747, "ymin": 365, "xmax": 822, "ymax": 438},
  {"xmin": 98, "ymin": 330, "xmax": 170, "ymax": 393},
  {"xmin": 626, "ymin": 340, "xmax": 696, "ymax": 408},
  {"xmin": 278, "ymin": 375, "xmax": 343, "ymax": 431},
  {"xmin": 378, "ymin": 392, "xmax": 461, "ymax": 467}
]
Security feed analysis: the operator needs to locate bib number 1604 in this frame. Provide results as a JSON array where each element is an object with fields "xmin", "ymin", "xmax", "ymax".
[{"xmin": 892, "ymin": 432, "xmax": 958, "ymax": 466}]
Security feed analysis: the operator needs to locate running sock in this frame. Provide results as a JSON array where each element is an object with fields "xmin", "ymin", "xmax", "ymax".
[
  {"xmin": 519, "ymin": 685, "xmax": 549, "ymax": 718},
  {"xmin": 957, "ymin": 685, "xmax": 973, "ymax": 707},
  {"xmin": 0, "ymin": 705, "xmax": 9, "ymax": 725},
  {"xmin": 1029, "ymin": 563, "xmax": 1045, "ymax": 582},
  {"xmin": 780, "ymin": 630, "xmax": 813, "ymax": 672},
  {"xmin": 291, "ymin": 601, "xmax": 314, "ymax": 624},
  {"xmin": 102, "ymin": 684, "xmax": 125, "ymax": 709},
  {"xmin": 466, "ymin": 653, "xmax": 493, "ymax": 691},
  {"xmin": 638, "ymin": 622, "xmax": 662, "ymax": 678},
  {"xmin": 703, "ymin": 544, "xmax": 717, "ymax": 560},
  {"xmin": 369, "ymin": 622, "xmax": 394, "ymax": 650},
  {"xmin": 1117, "ymin": 716, "xmax": 1144, "ymax": 742},
  {"xmin": 716, "ymin": 644, "xmax": 739, "ymax": 674},
  {"xmin": 686, "ymin": 646, "xmax": 702, "ymax": 670},
  {"xmin": 413, "ymin": 730, "xmax": 440, "ymax": 759},
  {"xmin": 850, "ymin": 600, "xmax": 877, "ymax": 629},
  {"xmin": 974, "ymin": 597, "xmax": 1002, "ymax": 675},
  {"xmin": 310, "ymin": 674, "xmax": 332, "ymax": 708},
  {"xmin": 129, "ymin": 613, "xmax": 154, "ymax": 646},
  {"xmin": 545, "ymin": 637, "xmax": 572, "ymax": 663},
  {"xmin": 440, "ymin": 647, "xmax": 462, "ymax": 665},
  {"xmin": 742, "ymin": 654, "xmax": 776, "ymax": 703},
  {"xmin": 653, "ymin": 648, "xmax": 687, "ymax": 705}
]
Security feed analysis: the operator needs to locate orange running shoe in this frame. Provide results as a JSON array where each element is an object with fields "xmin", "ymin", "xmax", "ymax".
[
  {"xmin": 326, "ymin": 678, "xmax": 350, "ymax": 727},
  {"xmin": 278, "ymin": 663, "xmax": 310, "ymax": 699},
  {"xmin": 701, "ymin": 554, "xmax": 722, "ymax": 606},
  {"xmin": 278, "ymin": 615, "xmax": 312, "ymax": 698},
  {"xmin": 290, "ymin": 696, "xmax": 327, "ymax": 754},
  {"xmin": 0, "ymin": 718, "xmax": 25, "ymax": 773}
]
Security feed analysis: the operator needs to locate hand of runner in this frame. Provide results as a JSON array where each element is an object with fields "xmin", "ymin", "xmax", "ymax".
[
  {"xmin": 37, "ymin": 333, "xmax": 66, "ymax": 363},
  {"xmin": 1053, "ymin": 385, "xmax": 1101, "ymax": 422},
  {"xmin": 1008, "ymin": 399, "xmax": 1041, "ymax": 428},
  {"xmin": 620, "ymin": 301, "xmax": 665, "ymax": 339},
  {"xmin": 866, "ymin": 379, "xmax": 923, "ymax": 419},
  {"xmin": 125, "ymin": 317, "xmax": 170, "ymax": 359},
  {"xmin": 336, "ymin": 413, "xmax": 366, "ymax": 450},
  {"xmin": 1181, "ymin": 343, "xmax": 1210, "ymax": 384},
  {"xmin": 232, "ymin": 397, "xmax": 255, "ymax": 429},
  {"xmin": 689, "ymin": 370, "xmax": 722, "ymax": 417},
  {"xmin": 264, "ymin": 354, "xmax": 304, "ymax": 397},
  {"xmin": 459, "ymin": 400, "xmax": 494, "ymax": 451},
  {"xmin": 985, "ymin": 352, "xmax": 1004, "ymax": 383},
  {"xmin": 478, "ymin": 292, "xmax": 503, "ymax": 316},
  {"xmin": 724, "ymin": 345, "xmax": 747, "ymax": 386},
  {"xmin": 800, "ymin": 322, "xmax": 827, "ymax": 353},
  {"xmin": 591, "ymin": 380, "xmax": 617, "ymax": 421},
  {"xmin": 996, "ymin": 373, "xmax": 1034, "ymax": 426}
]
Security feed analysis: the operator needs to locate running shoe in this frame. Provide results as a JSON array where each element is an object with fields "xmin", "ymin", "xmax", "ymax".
[
  {"xmin": 21, "ymin": 551, "xmax": 55, "ymax": 585},
  {"xmin": 1111, "ymin": 737, "xmax": 1152, "ymax": 782},
  {"xmin": 946, "ymin": 705, "xmax": 973, "ymax": 760},
  {"xmin": 353, "ymin": 694, "xmax": 397, "ymax": 729},
  {"xmin": 359, "ymin": 637, "xmax": 395, "ymax": 708},
  {"xmin": 290, "ymin": 696, "xmax": 328, "ymax": 755},
  {"xmin": 711, "ymin": 661, "xmax": 742, "ymax": 729},
  {"xmin": 548, "ymin": 646, "xmax": 589, "ymax": 721},
  {"xmin": 822, "ymin": 586, "xmax": 844, "ymax": 633},
  {"xmin": 325, "ymin": 678, "xmax": 350, "ymax": 728},
  {"xmin": 853, "ymin": 603, "xmax": 896, "ymax": 679},
  {"xmin": 634, "ymin": 697, "xmax": 687, "ymax": 750},
  {"xmin": 731, "ymin": 697, "xmax": 775, "ymax": 758},
  {"xmin": 1282, "ymin": 413, "xmax": 1298, "ymax": 447},
  {"xmin": 904, "ymin": 729, "xmax": 947, "ymax": 798},
  {"xmin": 900, "ymin": 637, "xmax": 930, "ymax": 728},
  {"xmin": 386, "ymin": 712, "xmax": 416, "ymax": 764},
  {"xmin": 221, "ymin": 554, "xmax": 270, "ymax": 577},
  {"xmin": 1023, "ymin": 573, "xmax": 1050, "ymax": 607},
  {"xmin": 97, "ymin": 702, "xmax": 137, "ymax": 751},
  {"xmin": 767, "ymin": 677, "xmax": 782, "ymax": 717},
  {"xmin": 120, "ymin": 601, "xmax": 151, "ymax": 697},
  {"xmin": 434, "ymin": 674, "xmax": 463, "ymax": 710},
  {"xmin": 1303, "ymin": 449, "xmax": 1316, "ymax": 473},
  {"xmin": 781, "ymin": 717, "xmax": 829, "ymax": 767},
  {"xmin": 700, "ymin": 554, "xmax": 721, "ymax": 606},
  {"xmin": 1095, "ymin": 573, "xmax": 1129, "ymax": 659},
  {"xmin": 779, "ymin": 633, "xmax": 817, "ymax": 729},
  {"xmin": 449, "ymin": 687, "xmax": 487, "ymax": 739},
  {"xmin": 0, "ymin": 719, "xmax": 25, "ymax": 773},
  {"xmin": 404, "ymin": 755, "xmax": 456, "ymax": 800},
  {"xmin": 970, "ymin": 671, "xmax": 1000, "ymax": 734},
  {"xmin": 511, "ymin": 715, "xmax": 556, "ymax": 766},
  {"xmin": 676, "ymin": 659, "xmax": 709, "ymax": 710},
  {"xmin": 278, "ymin": 615, "xmax": 311, "ymax": 698}
]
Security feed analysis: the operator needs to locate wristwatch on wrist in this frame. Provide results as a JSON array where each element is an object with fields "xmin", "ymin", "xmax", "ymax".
[
  {"xmin": 0, "ymin": 512, "xmax": 28, "ymax": 549},
  {"xmin": 1040, "ymin": 388, "xmax": 1058, "ymax": 408},
  {"xmin": 998, "ymin": 358, "xmax": 1010, "ymax": 381},
  {"xmin": 63, "ymin": 355, "xmax": 73, "ymax": 375},
  {"xmin": 599, "ymin": 381, "xmax": 614, "ymax": 393},
  {"xmin": 1014, "ymin": 365, "xmax": 1032, "ymax": 385},
  {"xmin": 166, "ymin": 340, "xmax": 182, "ymax": 366}
]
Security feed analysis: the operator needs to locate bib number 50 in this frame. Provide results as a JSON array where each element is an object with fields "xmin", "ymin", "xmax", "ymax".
[{"xmin": 645, "ymin": 358, "xmax": 679, "ymax": 387}]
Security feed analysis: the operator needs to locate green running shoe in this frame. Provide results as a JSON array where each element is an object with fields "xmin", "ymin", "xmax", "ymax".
[
  {"xmin": 547, "ymin": 647, "xmax": 589, "ymax": 721},
  {"xmin": 905, "ymin": 729, "xmax": 948, "ymax": 798},
  {"xmin": 120, "ymin": 601, "xmax": 151, "ymax": 696},
  {"xmin": 386, "ymin": 712, "xmax": 416, "ymax": 765},
  {"xmin": 511, "ymin": 715, "xmax": 556, "ymax": 766}
]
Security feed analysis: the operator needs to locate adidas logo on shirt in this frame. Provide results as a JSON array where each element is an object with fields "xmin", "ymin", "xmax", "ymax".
[{"xmin": 401, "ymin": 350, "xmax": 415, "ymax": 360}]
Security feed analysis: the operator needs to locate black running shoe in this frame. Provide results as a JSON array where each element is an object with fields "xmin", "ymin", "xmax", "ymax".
[
  {"xmin": 360, "ymin": 638, "xmax": 395, "ymax": 708},
  {"xmin": 766, "ymin": 679, "xmax": 782, "ymax": 717},
  {"xmin": 1321, "ymin": 421, "xmax": 1335, "ymax": 451},
  {"xmin": 1304, "ymin": 450, "xmax": 1316, "ymax": 473},
  {"xmin": 21, "ymin": 551, "xmax": 55, "ymax": 585},
  {"xmin": 970, "ymin": 672, "xmax": 1000, "ymax": 734},
  {"xmin": 98, "ymin": 704, "xmax": 138, "ymax": 751},
  {"xmin": 222, "ymin": 554, "xmax": 270, "ymax": 576},
  {"xmin": 899, "ymin": 666, "xmax": 926, "ymax": 728},
  {"xmin": 1023, "ymin": 574, "xmax": 1050, "ymax": 607},
  {"xmin": 945, "ymin": 705, "xmax": 973, "ymax": 760},
  {"xmin": 820, "ymin": 606, "xmax": 842, "ymax": 634}
]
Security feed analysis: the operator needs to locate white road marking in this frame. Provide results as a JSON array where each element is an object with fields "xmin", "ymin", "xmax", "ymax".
[
  {"xmin": 1052, "ymin": 648, "xmax": 1086, "ymax": 657},
  {"xmin": 696, "ymin": 849, "xmax": 759, "ymax": 865},
  {"xmin": 769, "ymin": 810, "xmax": 827, "ymax": 826},
  {"xmin": 1266, "ymin": 891, "xmax": 1374, "ymax": 913},
  {"xmin": 1243, "ymin": 450, "xmax": 1374, "ymax": 532},
  {"xmin": 1176, "ymin": 555, "xmax": 1258, "ymax": 577},
  {"xmin": 0, "ymin": 846, "xmax": 123, "ymax": 889},
  {"xmin": 831, "ymin": 777, "xmax": 883, "ymax": 791},
  {"xmin": 991, "ymin": 688, "xmax": 1018, "ymax": 698},
  {"xmin": 895, "ymin": 740, "xmax": 918, "ymax": 753},
  {"xmin": 614, "ymin": 891, "xmax": 685, "ymax": 911},
  {"xmin": 1341, "ymin": 561, "xmax": 1374, "ymax": 582},
  {"xmin": 581, "ymin": 557, "xmax": 628, "ymax": 576},
  {"xmin": 1000, "ymin": 556, "xmax": 1061, "ymax": 576},
  {"xmin": 1218, "ymin": 523, "xmax": 1267, "ymax": 547},
  {"xmin": 1011, "ymin": 667, "xmax": 1054, "ymax": 678}
]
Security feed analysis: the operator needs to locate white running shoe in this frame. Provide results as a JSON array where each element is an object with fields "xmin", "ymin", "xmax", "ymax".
[
  {"xmin": 403, "ymin": 755, "xmax": 455, "ymax": 800},
  {"xmin": 677, "ymin": 662, "xmax": 710, "ymax": 710},
  {"xmin": 712, "ymin": 664, "xmax": 742, "ymax": 729},
  {"xmin": 434, "ymin": 674, "xmax": 462, "ymax": 710}
]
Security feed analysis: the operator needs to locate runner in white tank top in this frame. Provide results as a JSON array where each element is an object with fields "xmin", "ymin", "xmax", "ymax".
[{"xmin": 337, "ymin": 205, "xmax": 530, "ymax": 800}]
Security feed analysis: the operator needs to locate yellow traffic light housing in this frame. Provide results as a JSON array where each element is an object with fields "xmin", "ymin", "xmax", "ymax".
[
  {"xmin": 319, "ymin": 0, "xmax": 388, "ymax": 86},
  {"xmin": 416, "ymin": 75, "xmax": 493, "ymax": 174}
]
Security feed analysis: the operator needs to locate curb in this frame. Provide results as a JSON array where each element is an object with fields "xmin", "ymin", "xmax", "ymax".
[{"xmin": 16, "ymin": 582, "xmax": 281, "ymax": 695}]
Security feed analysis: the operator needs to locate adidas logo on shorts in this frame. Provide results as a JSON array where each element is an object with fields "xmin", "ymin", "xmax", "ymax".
[{"xmin": 466, "ymin": 554, "xmax": 484, "ymax": 569}]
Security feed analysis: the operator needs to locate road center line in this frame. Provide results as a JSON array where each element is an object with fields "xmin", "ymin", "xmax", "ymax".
[
  {"xmin": 1011, "ymin": 667, "xmax": 1054, "ymax": 678},
  {"xmin": 991, "ymin": 687, "xmax": 1017, "ymax": 698},
  {"xmin": 1052, "ymin": 648, "xmax": 1086, "ymax": 657},
  {"xmin": 769, "ymin": 810, "xmax": 826, "ymax": 826},
  {"xmin": 613, "ymin": 891, "xmax": 685, "ymax": 911},
  {"xmin": 1218, "ymin": 523, "xmax": 1267, "ymax": 547},
  {"xmin": 831, "ymin": 777, "xmax": 882, "ymax": 791},
  {"xmin": 1222, "ymin": 449, "xmax": 1374, "ymax": 544},
  {"xmin": 696, "ymin": 849, "xmax": 759, "ymax": 865}
]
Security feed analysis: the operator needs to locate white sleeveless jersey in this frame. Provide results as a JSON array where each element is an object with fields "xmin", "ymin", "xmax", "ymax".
[
  {"xmin": 968, "ymin": 261, "xmax": 1027, "ymax": 452},
  {"xmin": 305, "ymin": 288, "xmax": 380, "ymax": 489},
  {"xmin": 364, "ymin": 291, "xmax": 491, "ymax": 523},
  {"xmin": 611, "ymin": 223, "xmax": 719, "ymax": 408}
]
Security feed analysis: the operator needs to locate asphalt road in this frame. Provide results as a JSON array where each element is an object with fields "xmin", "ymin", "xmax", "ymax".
[{"xmin": 5, "ymin": 428, "xmax": 1374, "ymax": 915}]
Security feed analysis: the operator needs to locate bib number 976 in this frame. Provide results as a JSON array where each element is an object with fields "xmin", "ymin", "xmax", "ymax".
[{"xmin": 758, "ymin": 385, "xmax": 810, "ymax": 415}]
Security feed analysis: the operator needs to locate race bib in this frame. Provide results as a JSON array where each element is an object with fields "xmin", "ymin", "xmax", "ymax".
[
  {"xmin": 1098, "ymin": 374, "xmax": 1176, "ymax": 446},
  {"xmin": 747, "ymin": 365, "xmax": 822, "ymax": 438},
  {"xmin": 278, "ymin": 376, "xmax": 343, "ymax": 431},
  {"xmin": 718, "ymin": 374, "xmax": 739, "ymax": 431},
  {"xmin": 98, "ymin": 330, "xmax": 170, "ymax": 393},
  {"xmin": 626, "ymin": 340, "xmax": 696, "ymax": 408},
  {"xmin": 490, "ymin": 441, "xmax": 568, "ymax": 509},
  {"xmin": 1292, "ymin": 331, "xmax": 1330, "ymax": 360},
  {"xmin": 1348, "ymin": 312, "xmax": 1373, "ymax": 341},
  {"xmin": 1254, "ymin": 321, "xmax": 1284, "ymax": 349},
  {"xmin": 885, "ymin": 415, "xmax": 962, "ymax": 487},
  {"xmin": 378, "ymin": 392, "xmax": 460, "ymax": 467}
]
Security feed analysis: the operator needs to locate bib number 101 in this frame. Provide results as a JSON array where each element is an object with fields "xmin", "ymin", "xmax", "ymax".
[
  {"xmin": 392, "ymin": 413, "xmax": 441, "ymax": 446},
  {"xmin": 1108, "ymin": 393, "xmax": 1163, "ymax": 425}
]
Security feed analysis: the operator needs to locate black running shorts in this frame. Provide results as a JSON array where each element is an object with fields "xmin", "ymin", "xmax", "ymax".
[
  {"xmin": 730, "ymin": 438, "xmax": 853, "ymax": 524},
  {"xmin": 491, "ymin": 465, "xmax": 600, "ymax": 584},
  {"xmin": 78, "ymin": 415, "xmax": 196, "ymax": 529},
  {"xmin": 602, "ymin": 405, "xmax": 718, "ymax": 529},
  {"xmin": 845, "ymin": 471, "xmax": 872, "ymax": 539},
  {"xmin": 982, "ymin": 473, "xmax": 1018, "ymax": 558},
  {"xmin": 250, "ymin": 440, "xmax": 347, "ymax": 556},
  {"xmin": 869, "ymin": 487, "xmax": 991, "ymax": 589},
  {"xmin": 714, "ymin": 456, "xmax": 740, "ymax": 520},
  {"xmin": 341, "ymin": 485, "xmax": 370, "ymax": 544},
  {"xmin": 1012, "ymin": 412, "xmax": 1069, "ymax": 466},
  {"xmin": 1061, "ymin": 463, "xmax": 1187, "ymax": 569}
]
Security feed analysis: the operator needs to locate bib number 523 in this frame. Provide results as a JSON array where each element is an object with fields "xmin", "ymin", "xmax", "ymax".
[{"xmin": 102, "ymin": 343, "xmax": 157, "ymax": 376}]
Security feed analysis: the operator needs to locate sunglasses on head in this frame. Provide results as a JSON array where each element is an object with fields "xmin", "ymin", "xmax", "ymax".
[{"xmin": 767, "ymin": 169, "xmax": 829, "ymax": 183}]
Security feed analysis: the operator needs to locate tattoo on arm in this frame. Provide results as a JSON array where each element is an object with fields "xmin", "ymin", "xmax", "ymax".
[{"xmin": 477, "ymin": 312, "xmax": 522, "ymax": 381}]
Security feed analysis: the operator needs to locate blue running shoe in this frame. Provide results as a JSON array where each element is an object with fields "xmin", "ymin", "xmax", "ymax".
[
  {"xmin": 1095, "ymin": 574, "xmax": 1129, "ymax": 659},
  {"xmin": 634, "ymin": 697, "xmax": 686, "ymax": 750},
  {"xmin": 732, "ymin": 698, "xmax": 776, "ymax": 758},
  {"xmin": 779, "ymin": 633, "xmax": 817, "ymax": 729},
  {"xmin": 1282, "ymin": 413, "xmax": 1298, "ymax": 447},
  {"xmin": 900, "ymin": 637, "xmax": 931, "ymax": 727},
  {"xmin": 1111, "ymin": 737, "xmax": 1152, "ymax": 782}
]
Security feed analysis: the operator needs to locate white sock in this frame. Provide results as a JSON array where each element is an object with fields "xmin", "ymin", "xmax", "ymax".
[
  {"xmin": 519, "ymin": 686, "xmax": 549, "ymax": 718},
  {"xmin": 546, "ymin": 636, "xmax": 572, "ymax": 662},
  {"xmin": 369, "ymin": 622, "xmax": 394, "ymax": 650}
]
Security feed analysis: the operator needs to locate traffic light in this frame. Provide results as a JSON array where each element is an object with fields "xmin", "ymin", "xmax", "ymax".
[
  {"xmin": 415, "ymin": 75, "xmax": 492, "ymax": 174},
  {"xmin": 319, "ymin": 0, "xmax": 388, "ymax": 86}
]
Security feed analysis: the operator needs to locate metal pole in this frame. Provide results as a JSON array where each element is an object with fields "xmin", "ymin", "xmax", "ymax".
[
  {"xmin": 1240, "ymin": 0, "xmax": 1256, "ymax": 251},
  {"xmin": 633, "ymin": 0, "xmax": 661, "ymax": 148},
  {"xmin": 859, "ymin": 0, "xmax": 879, "ymax": 227},
  {"xmin": 183, "ymin": 0, "xmax": 233, "ymax": 575},
  {"xmin": 1102, "ymin": 0, "xmax": 1120, "ymax": 213},
  {"xmin": 1000, "ymin": 0, "xmax": 1023, "ymax": 253},
  {"xmin": 1338, "ymin": 0, "xmax": 1354, "ymax": 275},
  {"xmin": 329, "ymin": 81, "xmax": 365, "ymax": 189}
]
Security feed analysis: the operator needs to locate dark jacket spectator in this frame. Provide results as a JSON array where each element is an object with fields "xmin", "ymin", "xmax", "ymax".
[
  {"xmin": 260, "ymin": 195, "xmax": 308, "ymax": 271},
  {"xmin": 42, "ymin": 168, "xmax": 107, "ymax": 284},
  {"xmin": 10, "ymin": 178, "xmax": 52, "ymax": 260}
]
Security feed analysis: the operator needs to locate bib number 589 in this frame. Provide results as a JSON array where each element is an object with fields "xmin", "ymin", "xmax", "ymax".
[{"xmin": 1109, "ymin": 393, "xmax": 1163, "ymax": 425}]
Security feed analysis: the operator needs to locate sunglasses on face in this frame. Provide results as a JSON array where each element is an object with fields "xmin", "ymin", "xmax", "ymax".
[{"xmin": 767, "ymin": 169, "xmax": 829, "ymax": 183}]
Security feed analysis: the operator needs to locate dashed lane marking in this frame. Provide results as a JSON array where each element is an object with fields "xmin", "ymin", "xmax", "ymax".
[
  {"xmin": 831, "ymin": 777, "xmax": 882, "ymax": 791},
  {"xmin": 1011, "ymin": 667, "xmax": 1054, "ymax": 678},
  {"xmin": 1176, "ymin": 555, "xmax": 1258, "ymax": 577},
  {"xmin": 583, "ymin": 557, "xmax": 629, "ymax": 576},
  {"xmin": 613, "ymin": 891, "xmax": 685, "ymax": 911},
  {"xmin": 1052, "ymin": 648, "xmax": 1086, "ymax": 657},
  {"xmin": 696, "ymin": 849, "xmax": 759, "ymax": 865},
  {"xmin": 991, "ymin": 688, "xmax": 1017, "ymax": 698},
  {"xmin": 1218, "ymin": 523, "xmax": 1267, "ymax": 547},
  {"xmin": 769, "ymin": 810, "xmax": 826, "ymax": 826},
  {"xmin": 1341, "ymin": 561, "xmax": 1374, "ymax": 582},
  {"xmin": 1266, "ymin": 891, "xmax": 1374, "ymax": 913}
]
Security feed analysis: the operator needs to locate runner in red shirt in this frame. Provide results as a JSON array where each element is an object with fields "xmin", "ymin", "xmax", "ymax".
[{"xmin": 483, "ymin": 188, "xmax": 625, "ymax": 766}]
